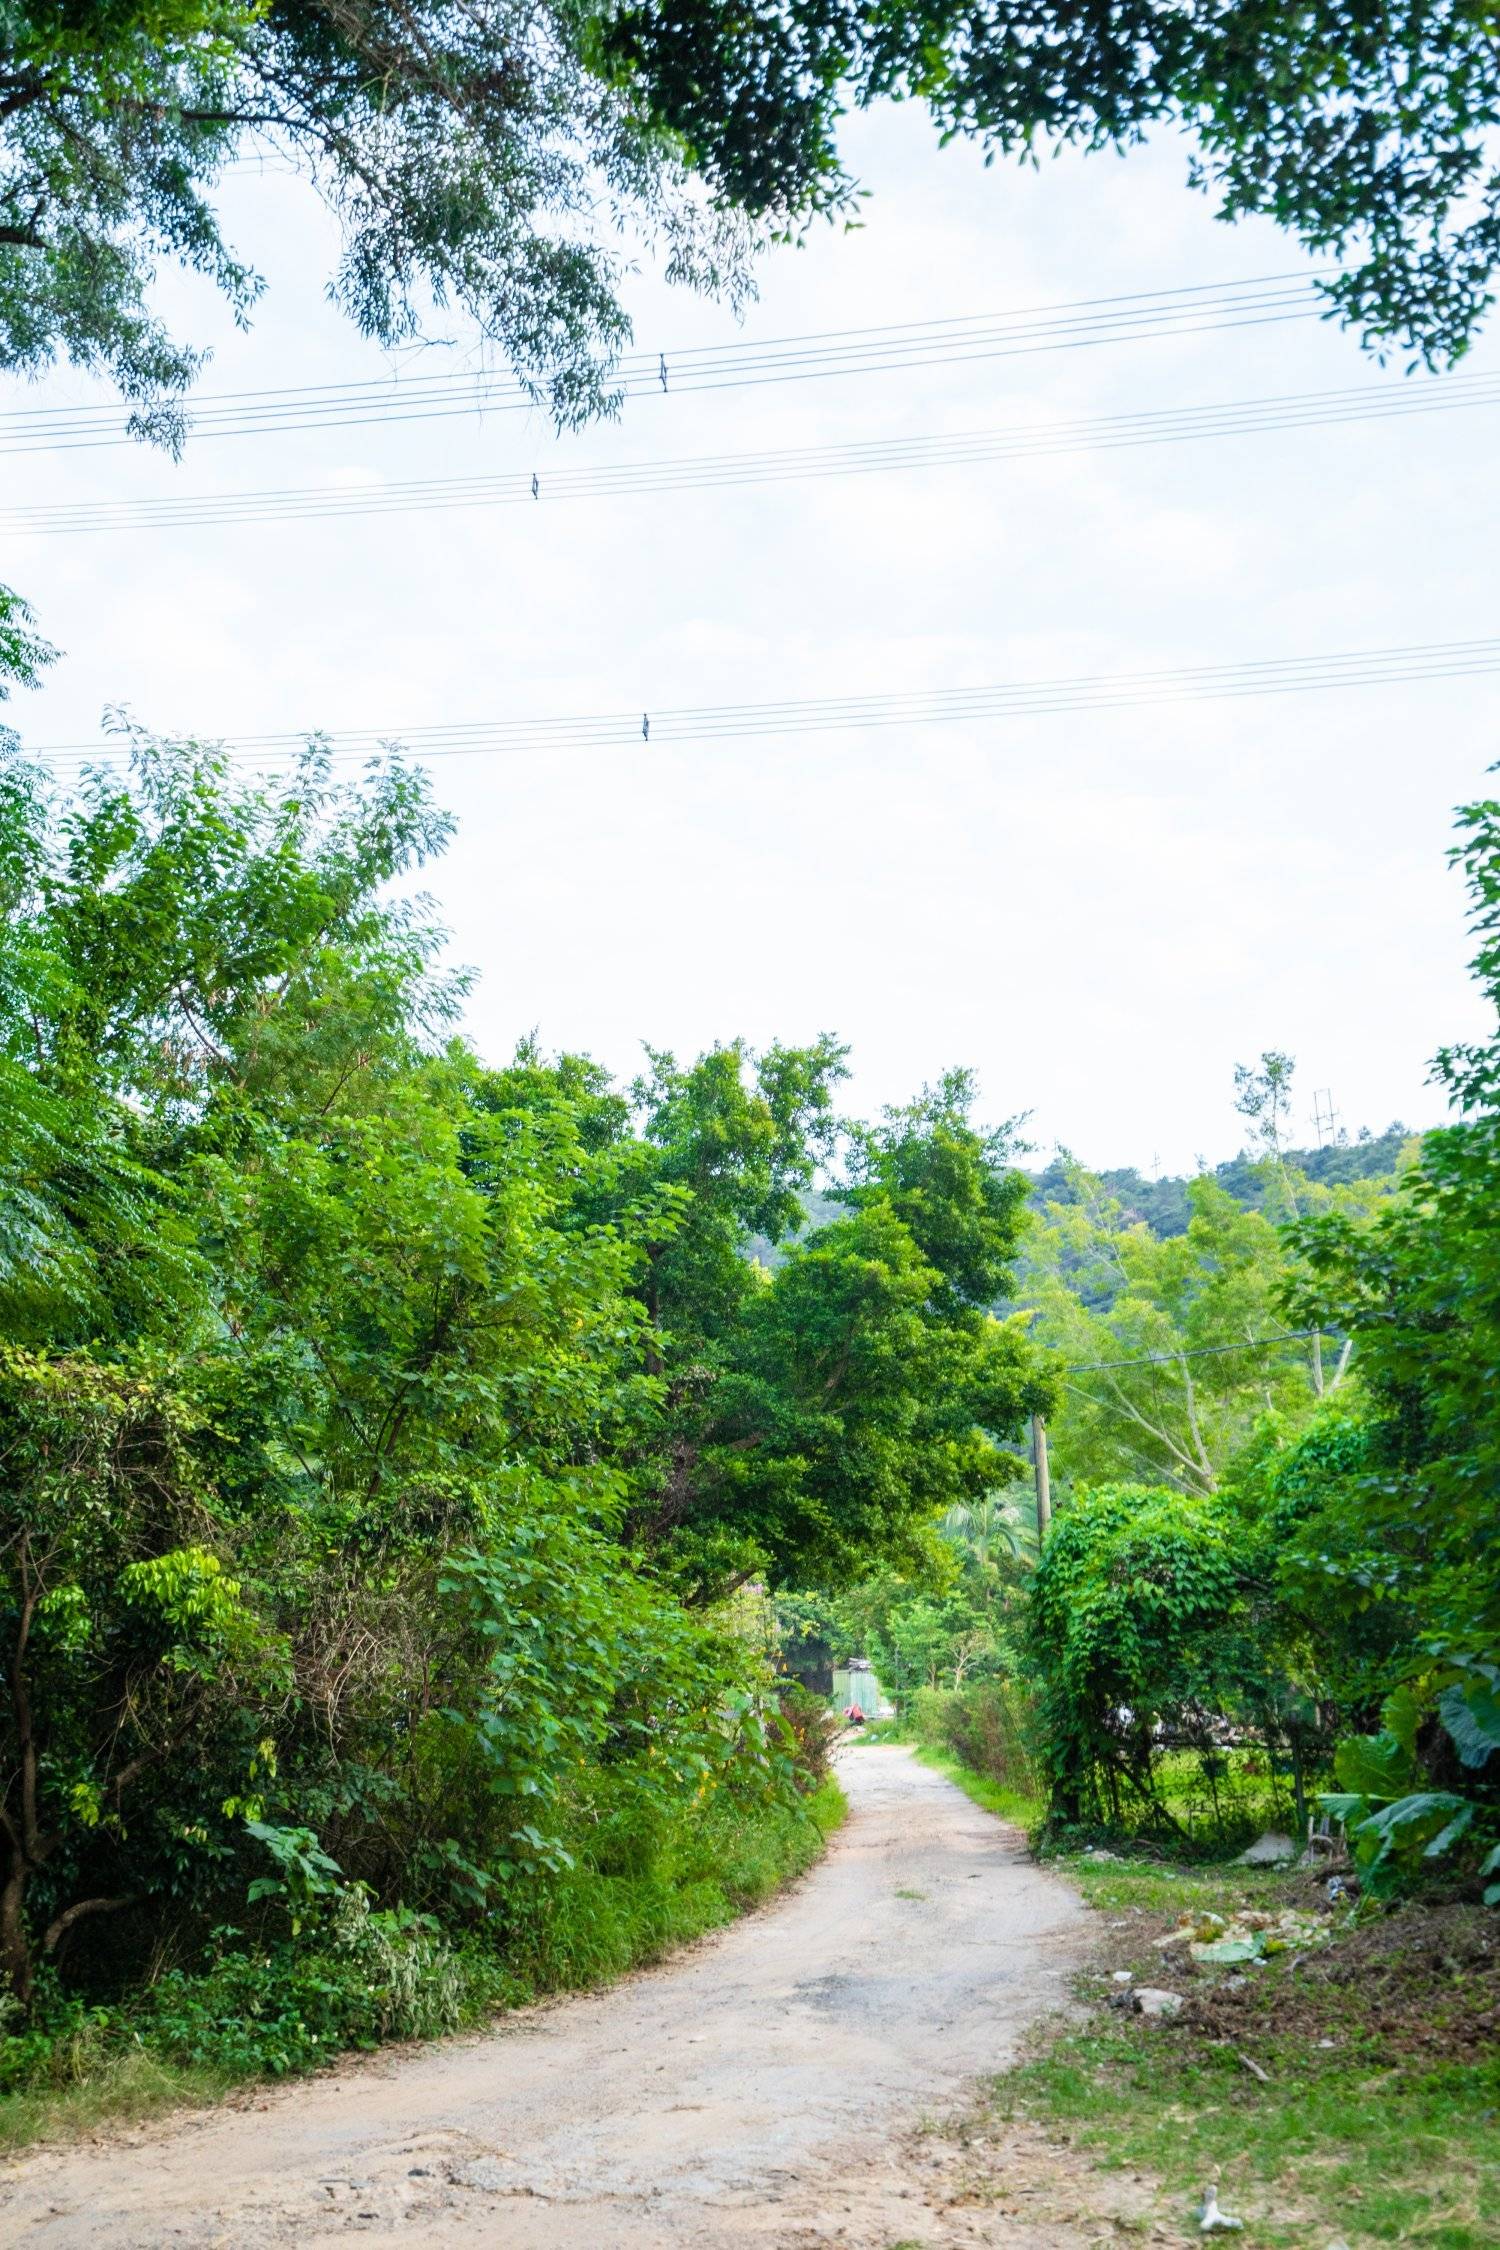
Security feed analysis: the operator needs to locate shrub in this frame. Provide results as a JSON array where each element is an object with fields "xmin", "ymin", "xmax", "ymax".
[
  {"xmin": 775, "ymin": 1681, "xmax": 837, "ymax": 1790},
  {"xmin": 909, "ymin": 1682, "xmax": 1038, "ymax": 1799},
  {"xmin": 1026, "ymin": 1483, "xmax": 1272, "ymax": 1837}
]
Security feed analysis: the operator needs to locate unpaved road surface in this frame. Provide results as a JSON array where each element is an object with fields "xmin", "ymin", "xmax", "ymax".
[{"xmin": 0, "ymin": 1746, "xmax": 1095, "ymax": 2248}]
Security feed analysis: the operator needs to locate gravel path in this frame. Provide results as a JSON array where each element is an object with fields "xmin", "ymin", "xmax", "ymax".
[{"xmin": 0, "ymin": 1745, "xmax": 1089, "ymax": 2248}]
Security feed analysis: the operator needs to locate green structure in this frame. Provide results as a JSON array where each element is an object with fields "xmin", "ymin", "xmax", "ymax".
[{"xmin": 831, "ymin": 1661, "xmax": 885, "ymax": 1718}]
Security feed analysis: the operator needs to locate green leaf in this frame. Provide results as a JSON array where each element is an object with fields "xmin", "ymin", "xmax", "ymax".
[
  {"xmin": 1356, "ymin": 1791, "xmax": 1469, "ymax": 1843},
  {"xmin": 1380, "ymin": 1682, "xmax": 1425, "ymax": 1756},
  {"xmin": 1438, "ymin": 1681, "xmax": 1500, "ymax": 1770},
  {"xmin": 1424, "ymin": 1803, "xmax": 1477, "ymax": 1858},
  {"xmin": 1333, "ymin": 1731, "xmax": 1415, "ymax": 1800}
]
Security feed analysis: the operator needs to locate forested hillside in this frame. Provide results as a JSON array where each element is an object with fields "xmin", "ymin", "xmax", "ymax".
[{"xmin": 1027, "ymin": 1122, "xmax": 1416, "ymax": 1241}]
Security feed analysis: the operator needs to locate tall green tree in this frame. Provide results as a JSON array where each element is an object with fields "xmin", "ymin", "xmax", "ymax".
[
  {"xmin": 1021, "ymin": 1161, "xmax": 1360, "ymax": 1494},
  {"xmin": 491, "ymin": 1047, "xmax": 1053, "ymax": 1590},
  {"xmin": 1289, "ymin": 780, "xmax": 1500, "ymax": 1684}
]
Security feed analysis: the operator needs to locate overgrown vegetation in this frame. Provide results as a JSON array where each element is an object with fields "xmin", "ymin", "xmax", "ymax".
[
  {"xmin": 2, "ymin": 687, "xmax": 1497, "ymax": 2145},
  {"xmin": 0, "ymin": 1774, "xmax": 842, "ymax": 2148},
  {"xmin": 0, "ymin": 731, "xmax": 1049, "ymax": 2116},
  {"xmin": 5, "ymin": 6, "xmax": 1500, "ymax": 2209},
  {"xmin": 785, "ymin": 785, "xmax": 1500, "ymax": 1888}
]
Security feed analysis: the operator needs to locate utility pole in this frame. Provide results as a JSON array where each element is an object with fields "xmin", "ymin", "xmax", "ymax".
[
  {"xmin": 1031, "ymin": 1414, "xmax": 1052, "ymax": 1548},
  {"xmin": 1311, "ymin": 1088, "xmax": 1340, "ymax": 1148}
]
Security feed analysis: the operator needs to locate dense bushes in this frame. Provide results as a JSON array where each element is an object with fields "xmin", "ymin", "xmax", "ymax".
[
  {"xmin": 0, "ymin": 737, "xmax": 1051, "ymax": 2090},
  {"xmin": 908, "ymin": 1682, "xmax": 1037, "ymax": 1804},
  {"xmin": 0, "ymin": 1773, "xmax": 842, "ymax": 2098},
  {"xmin": 1027, "ymin": 1483, "xmax": 1256, "ymax": 1831}
]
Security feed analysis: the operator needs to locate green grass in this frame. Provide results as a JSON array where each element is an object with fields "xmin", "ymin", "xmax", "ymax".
[
  {"xmin": 1062, "ymin": 1852, "xmax": 1291, "ymax": 1918},
  {"xmin": 0, "ymin": 1776, "xmax": 846, "ymax": 2154},
  {"xmin": 908, "ymin": 1741, "xmax": 1042, "ymax": 1830},
  {"xmin": 0, "ymin": 2056, "xmax": 236, "ymax": 2156},
  {"xmin": 984, "ymin": 1854, "xmax": 1500, "ymax": 2247},
  {"xmin": 898, "ymin": 1750, "xmax": 1500, "ymax": 2243},
  {"xmin": 998, "ymin": 2032, "xmax": 1500, "ymax": 2246},
  {"xmin": 509, "ymin": 1774, "xmax": 846, "ymax": 1995}
]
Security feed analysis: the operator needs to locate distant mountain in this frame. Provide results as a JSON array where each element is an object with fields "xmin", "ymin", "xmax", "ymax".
[
  {"xmin": 744, "ymin": 1188, "xmax": 847, "ymax": 1270},
  {"xmin": 1025, "ymin": 1122, "xmax": 1416, "ymax": 1237},
  {"xmin": 745, "ymin": 1123, "xmax": 1417, "ymax": 1269}
]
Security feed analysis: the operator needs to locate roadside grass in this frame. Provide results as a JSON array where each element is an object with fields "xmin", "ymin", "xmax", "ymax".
[
  {"xmin": 988, "ymin": 1852, "xmax": 1500, "ymax": 2246},
  {"xmin": 1065, "ymin": 1853, "xmax": 1291, "ymax": 1919},
  {"xmin": 908, "ymin": 1741, "xmax": 1042, "ymax": 1831},
  {"xmin": 0, "ymin": 2055, "xmax": 237, "ymax": 2157},
  {"xmin": 511, "ymin": 1774, "xmax": 847, "ymax": 1996},
  {"xmin": 0, "ymin": 1776, "xmax": 845, "ymax": 2154}
]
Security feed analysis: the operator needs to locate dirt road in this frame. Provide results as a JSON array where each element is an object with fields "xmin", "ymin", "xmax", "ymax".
[{"xmin": 0, "ymin": 1746, "xmax": 1091, "ymax": 2248}]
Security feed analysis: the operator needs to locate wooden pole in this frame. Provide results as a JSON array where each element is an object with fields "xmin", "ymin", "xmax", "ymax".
[{"xmin": 1031, "ymin": 1413, "xmax": 1052, "ymax": 1547}]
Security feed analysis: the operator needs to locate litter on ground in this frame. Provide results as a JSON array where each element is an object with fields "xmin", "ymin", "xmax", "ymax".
[{"xmin": 1153, "ymin": 1906, "xmax": 1334, "ymax": 1967}]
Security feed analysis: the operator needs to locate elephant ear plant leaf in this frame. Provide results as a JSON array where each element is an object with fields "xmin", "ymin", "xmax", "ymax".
[
  {"xmin": 1437, "ymin": 1675, "xmax": 1500, "ymax": 1771},
  {"xmin": 1321, "ymin": 1680, "xmax": 1500, "ymax": 1897}
]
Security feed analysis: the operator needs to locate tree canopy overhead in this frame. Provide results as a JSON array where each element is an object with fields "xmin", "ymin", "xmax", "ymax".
[
  {"xmin": 0, "ymin": 0, "xmax": 758, "ymax": 437},
  {"xmin": 601, "ymin": 0, "xmax": 1500, "ymax": 364},
  {"xmin": 4, "ymin": 0, "xmax": 1500, "ymax": 456}
]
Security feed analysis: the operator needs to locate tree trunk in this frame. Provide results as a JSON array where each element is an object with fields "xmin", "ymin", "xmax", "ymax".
[
  {"xmin": 1290, "ymin": 1730, "xmax": 1308, "ymax": 1839},
  {"xmin": 0, "ymin": 1855, "xmax": 32, "ymax": 2006}
]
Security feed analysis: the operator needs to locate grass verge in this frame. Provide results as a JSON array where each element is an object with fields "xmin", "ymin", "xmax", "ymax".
[
  {"xmin": 908, "ymin": 1741, "xmax": 1042, "ymax": 1831},
  {"xmin": 0, "ymin": 1776, "xmax": 845, "ymax": 2155},
  {"xmin": 982, "ymin": 1852, "xmax": 1500, "ymax": 2247}
]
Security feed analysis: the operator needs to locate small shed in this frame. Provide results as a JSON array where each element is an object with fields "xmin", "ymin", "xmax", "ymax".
[{"xmin": 831, "ymin": 1658, "xmax": 884, "ymax": 1718}]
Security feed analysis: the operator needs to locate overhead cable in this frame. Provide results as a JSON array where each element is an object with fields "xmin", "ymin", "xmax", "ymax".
[
  {"xmin": 0, "ymin": 272, "xmax": 1329, "ymax": 456},
  {"xmin": 8, "ymin": 367, "xmax": 1497, "ymax": 537},
  {"xmin": 1062, "ymin": 1331, "xmax": 1327, "ymax": 1373},
  {"xmin": 29, "ymin": 634, "xmax": 1500, "ymax": 775}
]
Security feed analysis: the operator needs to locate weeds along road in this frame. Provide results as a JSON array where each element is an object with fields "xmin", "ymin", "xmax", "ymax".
[{"xmin": 0, "ymin": 1746, "xmax": 1088, "ymax": 2249}]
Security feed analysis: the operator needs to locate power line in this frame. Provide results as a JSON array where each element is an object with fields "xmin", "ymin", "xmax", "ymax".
[
  {"xmin": 1063, "ymin": 1330, "xmax": 1328, "ymax": 1374},
  {"xmin": 8, "ymin": 366, "xmax": 1496, "ymax": 538},
  {"xmin": 26, "ymin": 634, "xmax": 1500, "ymax": 777},
  {"xmin": 0, "ymin": 271, "xmax": 1329, "ymax": 457}
]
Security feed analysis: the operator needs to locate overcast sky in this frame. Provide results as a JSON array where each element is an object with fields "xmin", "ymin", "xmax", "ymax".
[{"xmin": 6, "ymin": 102, "xmax": 1497, "ymax": 1174}]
